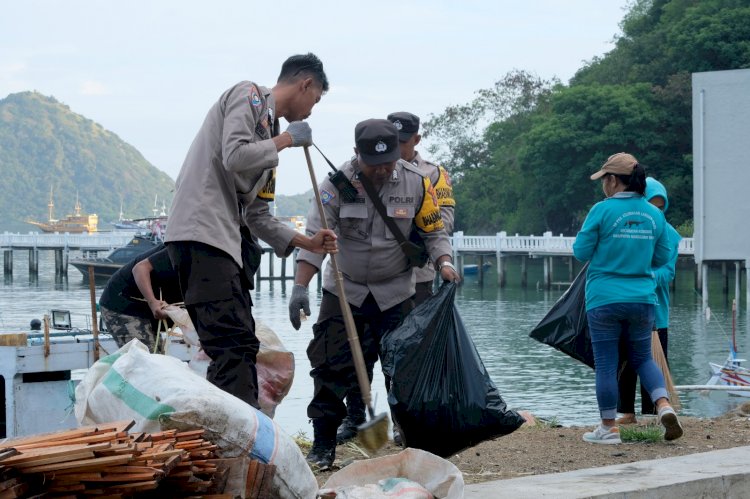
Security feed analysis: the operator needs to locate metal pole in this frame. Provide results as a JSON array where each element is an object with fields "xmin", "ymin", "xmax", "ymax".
[
  {"xmin": 736, "ymin": 261, "xmax": 741, "ymax": 315},
  {"xmin": 478, "ymin": 254, "xmax": 485, "ymax": 287},
  {"xmin": 549, "ymin": 256, "xmax": 554, "ymax": 288},
  {"xmin": 702, "ymin": 262, "xmax": 709, "ymax": 310},
  {"xmin": 722, "ymin": 262, "xmax": 728, "ymax": 294},
  {"xmin": 3, "ymin": 250, "xmax": 11, "ymax": 276}
]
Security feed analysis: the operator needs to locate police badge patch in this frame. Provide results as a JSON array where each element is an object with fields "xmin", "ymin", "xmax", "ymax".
[
  {"xmin": 321, "ymin": 189, "xmax": 335, "ymax": 205},
  {"xmin": 250, "ymin": 91, "xmax": 262, "ymax": 107}
]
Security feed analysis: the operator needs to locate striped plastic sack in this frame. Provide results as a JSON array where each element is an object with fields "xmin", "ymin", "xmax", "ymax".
[
  {"xmin": 164, "ymin": 306, "xmax": 295, "ymax": 418},
  {"xmin": 74, "ymin": 339, "xmax": 316, "ymax": 499}
]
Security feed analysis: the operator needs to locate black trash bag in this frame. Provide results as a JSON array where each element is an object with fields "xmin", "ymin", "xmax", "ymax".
[
  {"xmin": 381, "ymin": 282, "xmax": 525, "ymax": 457},
  {"xmin": 528, "ymin": 263, "xmax": 594, "ymax": 368}
]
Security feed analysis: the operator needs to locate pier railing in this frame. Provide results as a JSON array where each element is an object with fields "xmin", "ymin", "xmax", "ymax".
[
  {"xmin": 1, "ymin": 230, "xmax": 696, "ymax": 256},
  {"xmin": 1, "ymin": 232, "xmax": 138, "ymax": 251},
  {"xmin": 451, "ymin": 231, "xmax": 694, "ymax": 257}
]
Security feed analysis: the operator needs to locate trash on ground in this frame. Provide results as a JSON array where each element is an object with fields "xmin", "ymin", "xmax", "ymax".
[{"xmin": 320, "ymin": 448, "xmax": 464, "ymax": 499}]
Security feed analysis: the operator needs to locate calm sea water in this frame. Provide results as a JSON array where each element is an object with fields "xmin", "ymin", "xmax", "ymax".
[{"xmin": 1, "ymin": 250, "xmax": 747, "ymax": 437}]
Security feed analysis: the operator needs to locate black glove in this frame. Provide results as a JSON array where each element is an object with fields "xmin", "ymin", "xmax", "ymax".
[
  {"xmin": 288, "ymin": 284, "xmax": 311, "ymax": 330},
  {"xmin": 285, "ymin": 121, "xmax": 313, "ymax": 147}
]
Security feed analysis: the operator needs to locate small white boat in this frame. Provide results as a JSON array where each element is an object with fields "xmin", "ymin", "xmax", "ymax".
[
  {"xmin": 463, "ymin": 262, "xmax": 492, "ymax": 275},
  {"xmin": 707, "ymin": 353, "xmax": 750, "ymax": 397},
  {"xmin": 705, "ymin": 300, "xmax": 750, "ymax": 397}
]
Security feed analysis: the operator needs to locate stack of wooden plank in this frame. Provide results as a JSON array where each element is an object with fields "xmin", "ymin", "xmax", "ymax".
[{"xmin": 0, "ymin": 420, "xmax": 253, "ymax": 498}]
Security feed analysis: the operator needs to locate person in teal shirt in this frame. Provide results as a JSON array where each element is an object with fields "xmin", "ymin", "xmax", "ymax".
[
  {"xmin": 617, "ymin": 177, "xmax": 682, "ymax": 423},
  {"xmin": 573, "ymin": 152, "xmax": 683, "ymax": 444}
]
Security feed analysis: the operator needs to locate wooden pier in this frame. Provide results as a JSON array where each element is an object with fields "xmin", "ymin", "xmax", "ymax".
[
  {"xmin": 1, "ymin": 232, "xmax": 138, "ymax": 277},
  {"xmin": 5, "ymin": 231, "xmax": 744, "ymax": 310},
  {"xmin": 451, "ymin": 231, "xmax": 700, "ymax": 290}
]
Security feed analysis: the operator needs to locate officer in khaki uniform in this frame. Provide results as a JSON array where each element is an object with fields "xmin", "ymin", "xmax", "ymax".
[
  {"xmin": 165, "ymin": 53, "xmax": 338, "ymax": 410},
  {"xmin": 335, "ymin": 112, "xmax": 457, "ymax": 446},
  {"xmin": 387, "ymin": 112, "xmax": 455, "ymax": 302},
  {"xmin": 288, "ymin": 119, "xmax": 460, "ymax": 469}
]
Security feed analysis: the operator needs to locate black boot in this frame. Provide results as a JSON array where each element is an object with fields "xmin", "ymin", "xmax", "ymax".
[
  {"xmin": 307, "ymin": 419, "xmax": 337, "ymax": 470},
  {"xmin": 336, "ymin": 392, "xmax": 366, "ymax": 444},
  {"xmin": 393, "ymin": 424, "xmax": 404, "ymax": 447}
]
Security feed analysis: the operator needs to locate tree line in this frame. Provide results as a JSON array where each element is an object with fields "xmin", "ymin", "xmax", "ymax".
[{"xmin": 423, "ymin": 0, "xmax": 750, "ymax": 236}]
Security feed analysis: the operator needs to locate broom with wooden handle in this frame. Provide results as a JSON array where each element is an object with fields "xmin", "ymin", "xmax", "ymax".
[
  {"xmin": 652, "ymin": 330, "xmax": 680, "ymax": 409},
  {"xmin": 302, "ymin": 145, "xmax": 389, "ymax": 452}
]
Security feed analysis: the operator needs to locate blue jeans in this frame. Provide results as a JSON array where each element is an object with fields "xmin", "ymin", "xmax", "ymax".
[{"xmin": 587, "ymin": 303, "xmax": 668, "ymax": 420}]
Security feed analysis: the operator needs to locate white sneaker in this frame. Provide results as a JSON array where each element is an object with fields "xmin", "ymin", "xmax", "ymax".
[
  {"xmin": 658, "ymin": 406, "xmax": 683, "ymax": 441},
  {"xmin": 582, "ymin": 425, "xmax": 621, "ymax": 444}
]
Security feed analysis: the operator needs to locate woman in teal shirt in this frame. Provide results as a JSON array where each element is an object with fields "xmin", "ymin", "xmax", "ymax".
[
  {"xmin": 573, "ymin": 153, "xmax": 683, "ymax": 444},
  {"xmin": 617, "ymin": 177, "xmax": 682, "ymax": 423}
]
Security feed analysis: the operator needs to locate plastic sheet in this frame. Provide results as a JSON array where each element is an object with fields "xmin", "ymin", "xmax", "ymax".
[
  {"xmin": 381, "ymin": 282, "xmax": 524, "ymax": 457},
  {"xmin": 528, "ymin": 263, "xmax": 594, "ymax": 368}
]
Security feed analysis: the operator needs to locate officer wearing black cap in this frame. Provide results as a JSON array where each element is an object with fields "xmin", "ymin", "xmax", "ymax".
[
  {"xmin": 329, "ymin": 112, "xmax": 457, "ymax": 448},
  {"xmin": 289, "ymin": 119, "xmax": 460, "ymax": 469},
  {"xmin": 388, "ymin": 112, "xmax": 455, "ymax": 303}
]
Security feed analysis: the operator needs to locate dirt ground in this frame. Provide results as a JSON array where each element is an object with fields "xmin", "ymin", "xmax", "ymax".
[{"xmin": 307, "ymin": 402, "xmax": 750, "ymax": 486}]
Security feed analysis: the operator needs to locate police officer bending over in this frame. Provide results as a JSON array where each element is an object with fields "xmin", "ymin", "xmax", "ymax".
[
  {"xmin": 165, "ymin": 53, "xmax": 338, "ymax": 411},
  {"xmin": 289, "ymin": 119, "xmax": 460, "ymax": 469}
]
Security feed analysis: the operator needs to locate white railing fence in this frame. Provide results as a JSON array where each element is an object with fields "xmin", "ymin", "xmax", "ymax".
[
  {"xmin": 452, "ymin": 231, "xmax": 694, "ymax": 256},
  {"xmin": 2, "ymin": 230, "xmax": 696, "ymax": 256},
  {"xmin": 1, "ymin": 232, "xmax": 138, "ymax": 250}
]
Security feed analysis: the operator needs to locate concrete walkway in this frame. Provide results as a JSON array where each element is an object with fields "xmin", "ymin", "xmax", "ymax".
[{"xmin": 464, "ymin": 445, "xmax": 750, "ymax": 498}]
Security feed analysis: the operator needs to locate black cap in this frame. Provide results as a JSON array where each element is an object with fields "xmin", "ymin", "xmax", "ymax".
[
  {"xmin": 354, "ymin": 119, "xmax": 401, "ymax": 165},
  {"xmin": 387, "ymin": 112, "xmax": 420, "ymax": 142}
]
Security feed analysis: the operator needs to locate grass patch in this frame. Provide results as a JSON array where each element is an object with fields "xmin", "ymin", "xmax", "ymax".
[
  {"xmin": 293, "ymin": 430, "xmax": 312, "ymax": 452},
  {"xmin": 620, "ymin": 425, "xmax": 663, "ymax": 443},
  {"xmin": 536, "ymin": 416, "xmax": 561, "ymax": 429}
]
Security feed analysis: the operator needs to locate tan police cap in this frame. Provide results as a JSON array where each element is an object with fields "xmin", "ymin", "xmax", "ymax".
[{"xmin": 590, "ymin": 152, "xmax": 639, "ymax": 180}]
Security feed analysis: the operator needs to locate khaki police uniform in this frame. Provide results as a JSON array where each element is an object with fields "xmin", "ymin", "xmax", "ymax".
[
  {"xmin": 165, "ymin": 81, "xmax": 298, "ymax": 409},
  {"xmin": 297, "ymin": 157, "xmax": 452, "ymax": 424},
  {"xmin": 410, "ymin": 152, "xmax": 455, "ymax": 297}
]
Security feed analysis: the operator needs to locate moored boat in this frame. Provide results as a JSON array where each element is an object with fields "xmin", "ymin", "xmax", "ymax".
[
  {"xmin": 69, "ymin": 234, "xmax": 161, "ymax": 280},
  {"xmin": 26, "ymin": 188, "xmax": 98, "ymax": 233},
  {"xmin": 705, "ymin": 301, "xmax": 750, "ymax": 397},
  {"xmin": 0, "ymin": 310, "xmax": 191, "ymax": 439},
  {"xmin": 463, "ymin": 262, "xmax": 492, "ymax": 275}
]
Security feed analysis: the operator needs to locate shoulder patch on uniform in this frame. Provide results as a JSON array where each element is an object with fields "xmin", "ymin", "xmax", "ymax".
[
  {"xmin": 249, "ymin": 85, "xmax": 262, "ymax": 107},
  {"xmin": 415, "ymin": 178, "xmax": 444, "ymax": 233},
  {"xmin": 257, "ymin": 169, "xmax": 276, "ymax": 201},
  {"xmin": 439, "ymin": 166, "xmax": 452, "ymax": 187},
  {"xmin": 321, "ymin": 189, "xmax": 335, "ymax": 205},
  {"xmin": 434, "ymin": 166, "xmax": 455, "ymax": 207}
]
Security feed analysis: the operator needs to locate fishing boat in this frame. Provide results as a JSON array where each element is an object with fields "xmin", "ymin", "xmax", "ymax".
[
  {"xmin": 0, "ymin": 310, "xmax": 191, "ymax": 439},
  {"xmin": 111, "ymin": 196, "xmax": 169, "ymax": 232},
  {"xmin": 707, "ymin": 354, "xmax": 750, "ymax": 397},
  {"xmin": 463, "ymin": 262, "xmax": 492, "ymax": 275},
  {"xmin": 26, "ymin": 188, "xmax": 98, "ymax": 233},
  {"xmin": 68, "ymin": 234, "xmax": 161, "ymax": 280},
  {"xmin": 706, "ymin": 300, "xmax": 750, "ymax": 397}
]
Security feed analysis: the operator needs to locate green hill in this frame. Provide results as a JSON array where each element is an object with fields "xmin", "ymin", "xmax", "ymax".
[
  {"xmin": 274, "ymin": 190, "xmax": 313, "ymax": 217},
  {"xmin": 0, "ymin": 91, "xmax": 175, "ymax": 233}
]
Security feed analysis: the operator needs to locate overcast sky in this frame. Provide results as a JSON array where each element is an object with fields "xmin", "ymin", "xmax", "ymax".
[{"xmin": 1, "ymin": 0, "xmax": 629, "ymax": 198}]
